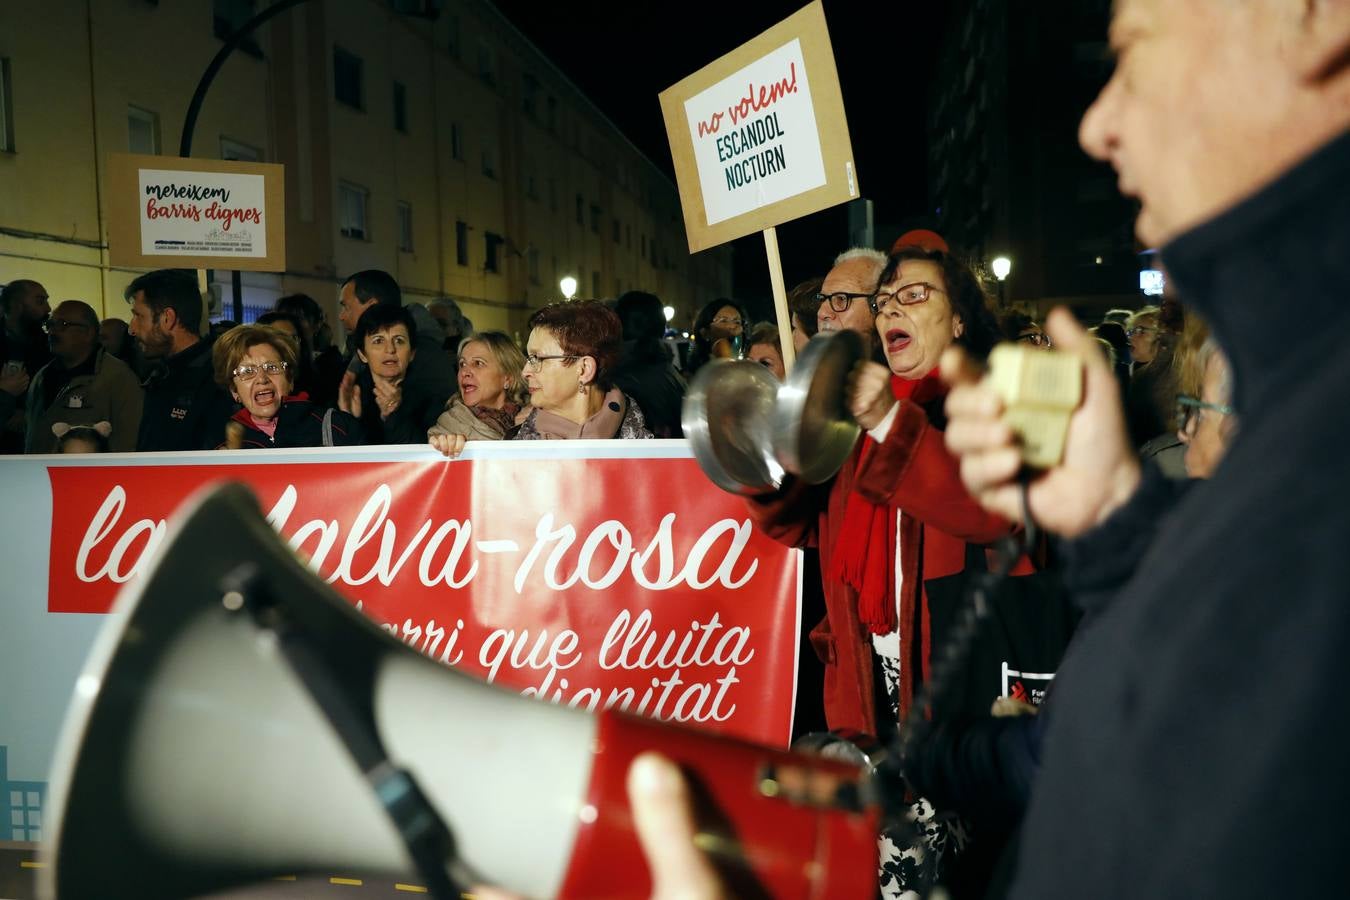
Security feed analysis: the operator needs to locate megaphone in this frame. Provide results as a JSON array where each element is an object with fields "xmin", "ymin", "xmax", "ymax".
[
  {"xmin": 41, "ymin": 483, "xmax": 880, "ymax": 899},
  {"xmin": 683, "ymin": 330, "xmax": 864, "ymax": 495}
]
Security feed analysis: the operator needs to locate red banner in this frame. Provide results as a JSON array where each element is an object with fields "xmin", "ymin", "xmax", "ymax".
[{"xmin": 45, "ymin": 453, "xmax": 802, "ymax": 745}]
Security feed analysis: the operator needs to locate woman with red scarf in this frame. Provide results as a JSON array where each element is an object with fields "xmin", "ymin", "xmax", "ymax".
[
  {"xmin": 212, "ymin": 325, "xmax": 363, "ymax": 449},
  {"xmin": 749, "ymin": 247, "xmax": 1068, "ymax": 897}
]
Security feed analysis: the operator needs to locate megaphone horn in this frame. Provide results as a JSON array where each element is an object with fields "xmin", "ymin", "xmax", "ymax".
[{"xmin": 42, "ymin": 483, "xmax": 880, "ymax": 899}]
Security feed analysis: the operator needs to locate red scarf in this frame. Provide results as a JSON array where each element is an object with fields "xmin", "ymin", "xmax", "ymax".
[{"xmin": 828, "ymin": 369, "xmax": 943, "ymax": 635}]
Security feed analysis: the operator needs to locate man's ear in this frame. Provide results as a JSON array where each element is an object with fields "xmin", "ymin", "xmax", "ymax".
[
  {"xmin": 1293, "ymin": 1, "xmax": 1350, "ymax": 83},
  {"xmin": 160, "ymin": 306, "xmax": 179, "ymax": 333}
]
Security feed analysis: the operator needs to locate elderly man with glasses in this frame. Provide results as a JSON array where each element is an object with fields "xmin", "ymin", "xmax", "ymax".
[
  {"xmin": 24, "ymin": 300, "xmax": 142, "ymax": 453},
  {"xmin": 815, "ymin": 248, "xmax": 887, "ymax": 356}
]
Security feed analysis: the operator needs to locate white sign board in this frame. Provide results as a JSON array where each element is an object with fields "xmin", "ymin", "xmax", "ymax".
[{"xmin": 138, "ymin": 168, "xmax": 268, "ymax": 258}]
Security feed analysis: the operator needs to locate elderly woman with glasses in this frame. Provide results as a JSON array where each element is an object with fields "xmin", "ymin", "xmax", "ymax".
[
  {"xmin": 513, "ymin": 300, "xmax": 652, "ymax": 440},
  {"xmin": 212, "ymin": 324, "xmax": 362, "ymax": 448},
  {"xmin": 750, "ymin": 247, "xmax": 1069, "ymax": 896}
]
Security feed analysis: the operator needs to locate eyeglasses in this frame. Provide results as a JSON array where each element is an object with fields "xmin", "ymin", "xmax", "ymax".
[
  {"xmin": 524, "ymin": 353, "xmax": 578, "ymax": 371},
  {"xmin": 1018, "ymin": 331, "xmax": 1052, "ymax": 348},
  {"xmin": 42, "ymin": 318, "xmax": 93, "ymax": 333},
  {"xmin": 232, "ymin": 361, "xmax": 288, "ymax": 381},
  {"xmin": 871, "ymin": 282, "xmax": 945, "ymax": 313},
  {"xmin": 1126, "ymin": 326, "xmax": 1158, "ymax": 338},
  {"xmin": 710, "ymin": 315, "xmax": 743, "ymax": 327},
  {"xmin": 814, "ymin": 291, "xmax": 872, "ymax": 313},
  {"xmin": 1175, "ymin": 393, "xmax": 1234, "ymax": 433}
]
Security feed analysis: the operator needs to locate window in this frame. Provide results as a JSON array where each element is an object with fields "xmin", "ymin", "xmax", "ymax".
[
  {"xmin": 455, "ymin": 221, "xmax": 468, "ymax": 266},
  {"xmin": 450, "ymin": 122, "xmax": 463, "ymax": 160},
  {"xmin": 484, "ymin": 232, "xmax": 503, "ymax": 273},
  {"xmin": 575, "ymin": 195, "xmax": 584, "ymax": 225},
  {"xmin": 528, "ymin": 247, "xmax": 540, "ymax": 284},
  {"xmin": 338, "ymin": 181, "xmax": 368, "ymax": 240},
  {"xmin": 522, "ymin": 73, "xmax": 540, "ymax": 119},
  {"xmin": 213, "ymin": 0, "xmax": 262, "ymax": 57},
  {"xmin": 393, "ymin": 81, "xmax": 408, "ymax": 133},
  {"xmin": 590, "ymin": 204, "xmax": 600, "ymax": 235},
  {"xmin": 592, "ymin": 271, "xmax": 600, "ymax": 298},
  {"xmin": 548, "ymin": 178, "xmax": 557, "ymax": 213},
  {"xmin": 612, "ymin": 218, "xmax": 620, "ymax": 244},
  {"xmin": 127, "ymin": 106, "xmax": 160, "ymax": 155},
  {"xmin": 333, "ymin": 48, "xmax": 363, "ymax": 109},
  {"xmin": 476, "ymin": 40, "xmax": 496, "ymax": 86},
  {"xmin": 481, "ymin": 144, "xmax": 496, "ymax": 179},
  {"xmin": 397, "ymin": 202, "xmax": 414, "ymax": 252},
  {"xmin": 526, "ymin": 172, "xmax": 538, "ymax": 201},
  {"xmin": 625, "ymin": 224, "xmax": 631, "ymax": 249},
  {"xmin": 219, "ymin": 137, "xmax": 260, "ymax": 161},
  {"xmin": 0, "ymin": 58, "xmax": 13, "ymax": 152},
  {"xmin": 445, "ymin": 14, "xmax": 461, "ymax": 58}
]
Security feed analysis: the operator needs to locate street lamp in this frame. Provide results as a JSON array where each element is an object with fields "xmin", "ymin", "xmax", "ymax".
[
  {"xmin": 559, "ymin": 276, "xmax": 578, "ymax": 300},
  {"xmin": 663, "ymin": 305, "xmax": 675, "ymax": 322},
  {"xmin": 991, "ymin": 256, "xmax": 1012, "ymax": 308}
]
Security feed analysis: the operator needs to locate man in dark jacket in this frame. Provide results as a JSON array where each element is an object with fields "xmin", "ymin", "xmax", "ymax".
[
  {"xmin": 942, "ymin": 1, "xmax": 1350, "ymax": 897},
  {"xmin": 25, "ymin": 301, "xmax": 142, "ymax": 453},
  {"xmin": 611, "ymin": 291, "xmax": 685, "ymax": 438},
  {"xmin": 127, "ymin": 269, "xmax": 234, "ymax": 451}
]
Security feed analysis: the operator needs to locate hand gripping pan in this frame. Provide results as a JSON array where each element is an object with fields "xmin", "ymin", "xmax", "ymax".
[
  {"xmin": 772, "ymin": 329, "xmax": 864, "ymax": 484},
  {"xmin": 681, "ymin": 358, "xmax": 784, "ymax": 495}
]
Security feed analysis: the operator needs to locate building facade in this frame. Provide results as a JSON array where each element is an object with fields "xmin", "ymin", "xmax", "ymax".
[
  {"xmin": 927, "ymin": 0, "xmax": 1142, "ymax": 319},
  {"xmin": 0, "ymin": 0, "xmax": 731, "ymax": 335}
]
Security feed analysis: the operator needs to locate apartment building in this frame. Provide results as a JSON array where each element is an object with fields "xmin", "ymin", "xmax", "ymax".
[{"xmin": 0, "ymin": 0, "xmax": 731, "ymax": 334}]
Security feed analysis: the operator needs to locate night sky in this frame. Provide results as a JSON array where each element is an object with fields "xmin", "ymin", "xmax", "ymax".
[{"xmin": 493, "ymin": 0, "xmax": 950, "ymax": 314}]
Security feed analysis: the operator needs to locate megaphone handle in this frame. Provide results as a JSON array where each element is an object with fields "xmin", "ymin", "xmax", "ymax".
[{"xmin": 221, "ymin": 563, "xmax": 471, "ymax": 899}]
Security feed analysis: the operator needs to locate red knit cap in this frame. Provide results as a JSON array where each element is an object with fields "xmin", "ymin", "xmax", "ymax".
[{"xmin": 892, "ymin": 229, "xmax": 949, "ymax": 254}]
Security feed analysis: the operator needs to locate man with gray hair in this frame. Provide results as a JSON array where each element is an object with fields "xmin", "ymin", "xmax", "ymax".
[
  {"xmin": 26, "ymin": 300, "xmax": 142, "ymax": 452},
  {"xmin": 816, "ymin": 247, "xmax": 886, "ymax": 355},
  {"xmin": 941, "ymin": 0, "xmax": 1350, "ymax": 896},
  {"xmin": 428, "ymin": 297, "xmax": 472, "ymax": 353}
]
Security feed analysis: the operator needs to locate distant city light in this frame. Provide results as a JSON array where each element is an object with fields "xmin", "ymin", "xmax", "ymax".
[
  {"xmin": 991, "ymin": 256, "xmax": 1012, "ymax": 281},
  {"xmin": 1140, "ymin": 269, "xmax": 1165, "ymax": 296},
  {"xmin": 1095, "ymin": 256, "xmax": 1104, "ymax": 265}
]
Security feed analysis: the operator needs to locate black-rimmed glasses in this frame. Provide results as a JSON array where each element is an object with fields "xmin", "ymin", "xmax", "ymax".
[
  {"xmin": 814, "ymin": 291, "xmax": 872, "ymax": 313},
  {"xmin": 42, "ymin": 318, "xmax": 94, "ymax": 333},
  {"xmin": 871, "ymin": 282, "xmax": 945, "ymax": 313}
]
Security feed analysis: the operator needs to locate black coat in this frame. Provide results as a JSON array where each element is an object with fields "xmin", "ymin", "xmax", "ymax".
[
  {"xmin": 612, "ymin": 340, "xmax": 686, "ymax": 438},
  {"xmin": 355, "ymin": 368, "xmax": 444, "ymax": 444},
  {"xmin": 136, "ymin": 338, "xmax": 235, "ymax": 451},
  {"xmin": 222, "ymin": 399, "xmax": 363, "ymax": 449},
  {"xmin": 1010, "ymin": 128, "xmax": 1350, "ymax": 899}
]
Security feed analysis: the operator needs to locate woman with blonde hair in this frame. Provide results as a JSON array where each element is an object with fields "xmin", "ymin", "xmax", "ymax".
[{"xmin": 428, "ymin": 330, "xmax": 528, "ymax": 457}]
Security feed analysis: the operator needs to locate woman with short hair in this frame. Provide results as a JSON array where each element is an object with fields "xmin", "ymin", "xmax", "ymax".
[
  {"xmin": 212, "ymin": 324, "xmax": 361, "ymax": 448},
  {"xmin": 514, "ymin": 300, "xmax": 652, "ymax": 440},
  {"xmin": 339, "ymin": 304, "xmax": 444, "ymax": 445}
]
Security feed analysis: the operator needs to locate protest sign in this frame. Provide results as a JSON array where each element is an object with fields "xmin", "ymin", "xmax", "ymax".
[
  {"xmin": 659, "ymin": 1, "xmax": 857, "ymax": 254},
  {"xmin": 0, "ymin": 443, "xmax": 802, "ymax": 848},
  {"xmin": 105, "ymin": 153, "xmax": 285, "ymax": 271}
]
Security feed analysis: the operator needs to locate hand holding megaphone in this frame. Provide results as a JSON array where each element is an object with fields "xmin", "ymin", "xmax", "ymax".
[{"xmin": 941, "ymin": 307, "xmax": 1142, "ymax": 538}]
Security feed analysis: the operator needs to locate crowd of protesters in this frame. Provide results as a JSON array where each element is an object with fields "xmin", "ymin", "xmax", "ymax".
[{"xmin": 0, "ymin": 266, "xmax": 1197, "ymax": 466}]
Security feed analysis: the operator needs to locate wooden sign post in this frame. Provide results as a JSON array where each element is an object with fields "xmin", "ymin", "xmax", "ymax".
[
  {"xmin": 659, "ymin": 1, "xmax": 859, "ymax": 372},
  {"xmin": 106, "ymin": 153, "xmax": 286, "ymax": 272}
]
